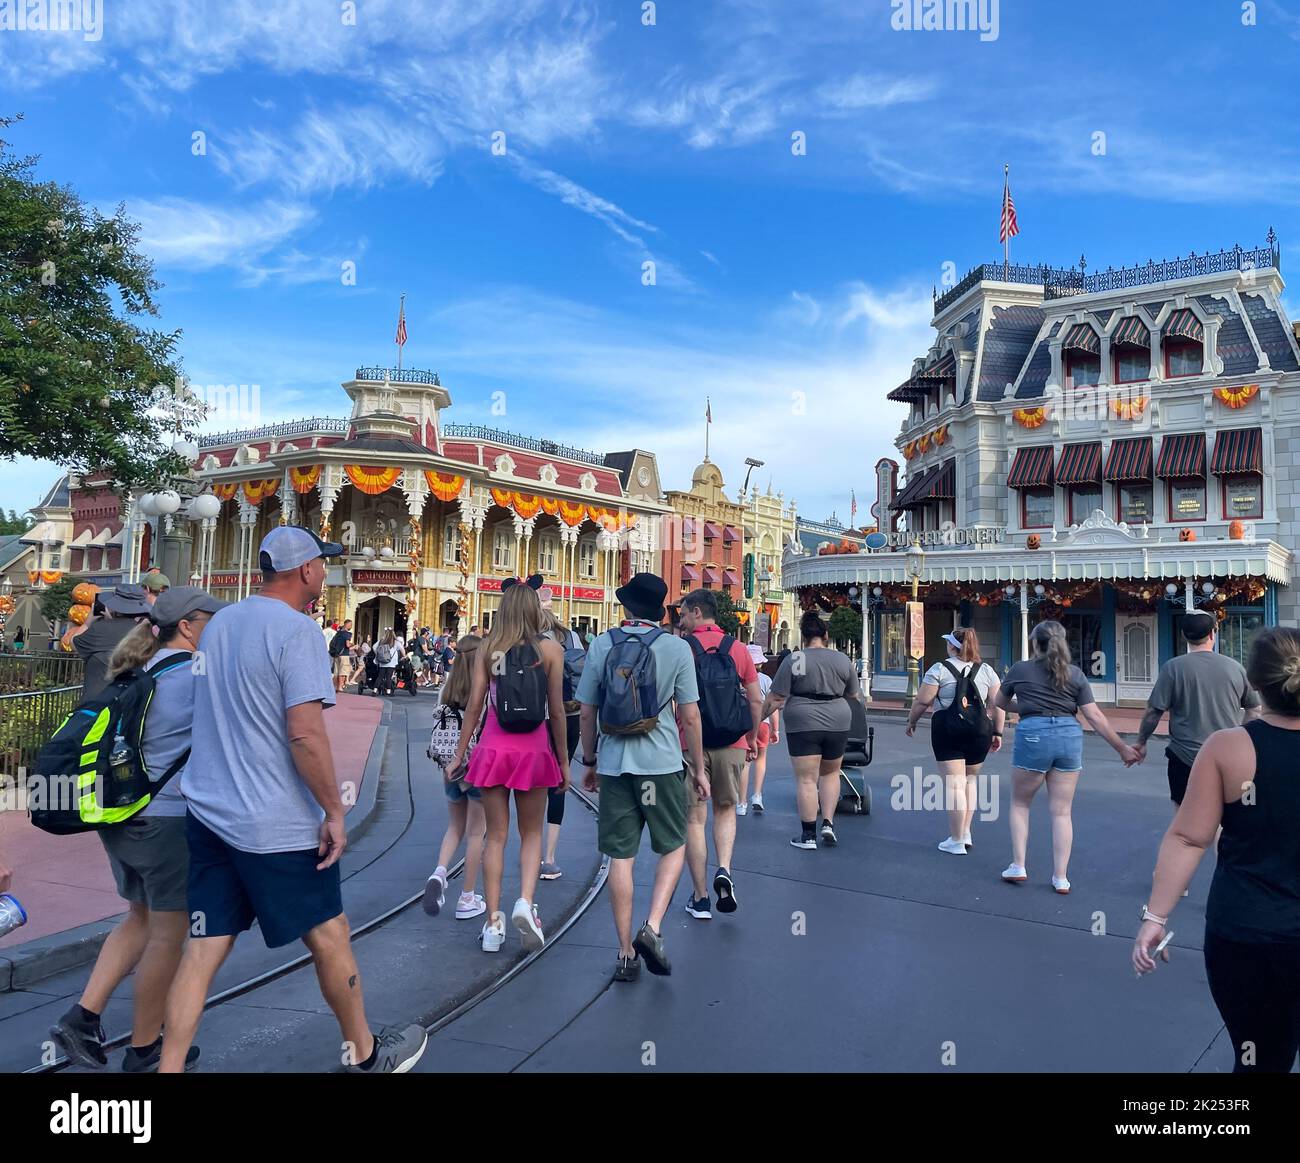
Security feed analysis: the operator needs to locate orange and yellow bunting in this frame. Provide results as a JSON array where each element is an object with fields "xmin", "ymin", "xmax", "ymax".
[
  {"xmin": 903, "ymin": 440, "xmax": 918, "ymax": 460},
  {"xmin": 1111, "ymin": 396, "xmax": 1148, "ymax": 421},
  {"xmin": 540, "ymin": 496, "xmax": 560, "ymax": 515},
  {"xmin": 490, "ymin": 487, "xmax": 514, "ymax": 510},
  {"xmin": 1013, "ymin": 407, "xmax": 1047, "ymax": 429},
  {"xmin": 241, "ymin": 477, "xmax": 280, "ymax": 505},
  {"xmin": 424, "ymin": 471, "xmax": 464, "ymax": 502},
  {"xmin": 558, "ymin": 500, "xmax": 587, "ymax": 527},
  {"xmin": 212, "ymin": 482, "xmax": 238, "ymax": 502},
  {"xmin": 40, "ymin": 570, "xmax": 63, "ymax": 585},
  {"xmin": 1214, "ymin": 383, "xmax": 1258, "ymax": 410},
  {"xmin": 917, "ymin": 433, "xmax": 930, "ymax": 453},
  {"xmin": 586, "ymin": 504, "xmax": 608, "ymax": 523},
  {"xmin": 289, "ymin": 465, "xmax": 322, "ymax": 494},
  {"xmin": 932, "ymin": 424, "xmax": 949, "ymax": 445},
  {"xmin": 513, "ymin": 493, "xmax": 543, "ymax": 519},
  {"xmin": 345, "ymin": 465, "xmax": 402, "ymax": 495}
]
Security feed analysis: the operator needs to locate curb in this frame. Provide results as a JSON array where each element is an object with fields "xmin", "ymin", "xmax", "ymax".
[{"xmin": 0, "ymin": 708, "xmax": 391, "ymax": 994}]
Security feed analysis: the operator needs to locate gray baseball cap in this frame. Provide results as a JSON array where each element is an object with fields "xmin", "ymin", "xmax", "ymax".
[
  {"xmin": 150, "ymin": 585, "xmax": 229, "ymax": 627},
  {"xmin": 259, "ymin": 526, "xmax": 344, "ymax": 573}
]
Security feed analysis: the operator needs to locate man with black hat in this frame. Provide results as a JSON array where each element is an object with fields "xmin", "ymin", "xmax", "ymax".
[
  {"xmin": 1134, "ymin": 610, "xmax": 1261, "ymax": 807},
  {"xmin": 73, "ymin": 584, "xmax": 152, "ymax": 702},
  {"xmin": 159, "ymin": 526, "xmax": 427, "ymax": 1074},
  {"xmin": 574, "ymin": 572, "xmax": 708, "ymax": 983}
]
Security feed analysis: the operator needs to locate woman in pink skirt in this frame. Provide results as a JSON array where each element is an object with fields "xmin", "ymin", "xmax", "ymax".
[{"xmin": 448, "ymin": 579, "xmax": 569, "ymax": 952}]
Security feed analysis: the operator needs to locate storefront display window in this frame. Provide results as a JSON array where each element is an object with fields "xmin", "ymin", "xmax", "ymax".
[
  {"xmin": 1168, "ymin": 480, "xmax": 1206, "ymax": 522},
  {"xmin": 1055, "ymin": 611, "xmax": 1102, "ymax": 677},
  {"xmin": 882, "ymin": 612, "xmax": 906, "ymax": 672},
  {"xmin": 1118, "ymin": 484, "xmax": 1153, "ymax": 525},
  {"xmin": 1223, "ymin": 476, "xmax": 1263, "ymax": 520},
  {"xmin": 1220, "ymin": 610, "xmax": 1265, "ymax": 667}
]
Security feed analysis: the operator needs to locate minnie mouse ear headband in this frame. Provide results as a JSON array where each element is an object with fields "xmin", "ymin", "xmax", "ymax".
[{"xmin": 500, "ymin": 574, "xmax": 544, "ymax": 593}]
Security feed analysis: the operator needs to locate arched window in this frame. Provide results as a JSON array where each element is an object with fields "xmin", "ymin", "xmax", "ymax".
[
  {"xmin": 1162, "ymin": 308, "xmax": 1205, "ymax": 378},
  {"xmin": 1122, "ymin": 622, "xmax": 1153, "ymax": 684},
  {"xmin": 492, "ymin": 524, "xmax": 514, "ymax": 570},
  {"xmin": 538, "ymin": 532, "xmax": 559, "ymax": 574},
  {"xmin": 1111, "ymin": 315, "xmax": 1151, "ymax": 383},
  {"xmin": 579, "ymin": 537, "xmax": 597, "ymax": 578},
  {"xmin": 443, "ymin": 517, "xmax": 460, "ymax": 564}
]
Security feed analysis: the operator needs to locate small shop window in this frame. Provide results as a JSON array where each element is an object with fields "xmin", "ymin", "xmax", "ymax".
[
  {"xmin": 1219, "ymin": 610, "xmax": 1265, "ymax": 667},
  {"xmin": 1069, "ymin": 485, "xmax": 1102, "ymax": 525},
  {"xmin": 1050, "ymin": 611, "xmax": 1103, "ymax": 678},
  {"xmin": 1168, "ymin": 480, "xmax": 1206, "ymax": 522},
  {"xmin": 1164, "ymin": 340, "xmax": 1203, "ymax": 378},
  {"xmin": 1114, "ymin": 344, "xmax": 1151, "ymax": 384},
  {"xmin": 1118, "ymin": 484, "xmax": 1153, "ymax": 525},
  {"xmin": 881, "ymin": 612, "xmax": 906, "ymax": 672},
  {"xmin": 1223, "ymin": 475, "xmax": 1263, "ymax": 520},
  {"xmin": 1066, "ymin": 352, "xmax": 1100, "ymax": 388},
  {"xmin": 1022, "ymin": 487, "xmax": 1055, "ymax": 528}
]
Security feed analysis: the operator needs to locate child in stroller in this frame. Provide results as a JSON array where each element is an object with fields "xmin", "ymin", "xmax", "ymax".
[{"xmin": 395, "ymin": 651, "xmax": 419, "ymax": 696}]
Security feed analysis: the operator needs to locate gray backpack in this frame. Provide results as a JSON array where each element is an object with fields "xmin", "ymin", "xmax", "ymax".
[{"xmin": 599, "ymin": 628, "xmax": 671, "ymax": 736}]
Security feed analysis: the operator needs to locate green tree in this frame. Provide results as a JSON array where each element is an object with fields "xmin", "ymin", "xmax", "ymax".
[
  {"xmin": 712, "ymin": 590, "xmax": 742, "ymax": 637},
  {"xmin": 828, "ymin": 605, "xmax": 863, "ymax": 655},
  {"xmin": 0, "ymin": 114, "xmax": 191, "ymax": 488},
  {"xmin": 39, "ymin": 574, "xmax": 82, "ymax": 622},
  {"xmin": 0, "ymin": 508, "xmax": 34, "ymax": 534}
]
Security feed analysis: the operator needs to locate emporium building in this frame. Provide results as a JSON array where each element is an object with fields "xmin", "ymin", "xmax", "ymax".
[{"xmin": 783, "ymin": 236, "xmax": 1298, "ymax": 703}]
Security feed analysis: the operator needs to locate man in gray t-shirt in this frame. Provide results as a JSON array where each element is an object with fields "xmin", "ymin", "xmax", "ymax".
[
  {"xmin": 1135, "ymin": 611, "xmax": 1261, "ymax": 805},
  {"xmin": 160, "ymin": 526, "xmax": 426, "ymax": 1075}
]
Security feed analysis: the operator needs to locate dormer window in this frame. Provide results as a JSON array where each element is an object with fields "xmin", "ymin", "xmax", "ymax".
[
  {"xmin": 1162, "ymin": 308, "xmax": 1205, "ymax": 378},
  {"xmin": 1111, "ymin": 315, "xmax": 1151, "ymax": 384},
  {"xmin": 1061, "ymin": 324, "xmax": 1101, "ymax": 388}
]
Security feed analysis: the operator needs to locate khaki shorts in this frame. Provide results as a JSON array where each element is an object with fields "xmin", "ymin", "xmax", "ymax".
[
  {"xmin": 684, "ymin": 747, "xmax": 747, "ymax": 809},
  {"xmin": 331, "ymin": 654, "xmax": 350, "ymax": 677}
]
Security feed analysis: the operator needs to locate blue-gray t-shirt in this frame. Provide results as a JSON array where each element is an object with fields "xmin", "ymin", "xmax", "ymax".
[
  {"xmin": 185, "ymin": 595, "xmax": 336, "ymax": 853},
  {"xmin": 140, "ymin": 647, "xmax": 198, "ymax": 819},
  {"xmin": 574, "ymin": 623, "xmax": 698, "ymax": 777}
]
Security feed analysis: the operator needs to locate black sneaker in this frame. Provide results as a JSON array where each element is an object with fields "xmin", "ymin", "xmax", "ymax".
[
  {"xmin": 121, "ymin": 1041, "xmax": 200, "ymax": 1072},
  {"xmin": 713, "ymin": 868, "xmax": 737, "ymax": 913},
  {"xmin": 614, "ymin": 954, "xmax": 641, "ymax": 983},
  {"xmin": 345, "ymin": 1024, "xmax": 429, "ymax": 1073},
  {"xmin": 632, "ymin": 922, "xmax": 671, "ymax": 976},
  {"xmin": 50, "ymin": 1006, "xmax": 107, "ymax": 1069},
  {"xmin": 821, "ymin": 822, "xmax": 838, "ymax": 847},
  {"xmin": 790, "ymin": 835, "xmax": 817, "ymax": 850},
  {"xmin": 685, "ymin": 894, "xmax": 712, "ymax": 920}
]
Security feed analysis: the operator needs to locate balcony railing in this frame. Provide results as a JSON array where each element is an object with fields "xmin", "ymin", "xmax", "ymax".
[
  {"xmin": 934, "ymin": 232, "xmax": 1280, "ymax": 314},
  {"xmin": 355, "ymin": 367, "xmax": 441, "ymax": 386},
  {"xmin": 198, "ymin": 417, "xmax": 349, "ymax": 448},
  {"xmin": 441, "ymin": 424, "xmax": 607, "ymax": 467}
]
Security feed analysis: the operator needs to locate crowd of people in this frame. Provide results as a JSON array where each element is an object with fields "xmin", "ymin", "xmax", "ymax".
[{"xmin": 4, "ymin": 525, "xmax": 1298, "ymax": 1074}]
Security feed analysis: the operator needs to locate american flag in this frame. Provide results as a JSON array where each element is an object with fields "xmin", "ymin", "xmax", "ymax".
[
  {"xmin": 705, "ymin": 398, "xmax": 712, "ymax": 423},
  {"xmin": 1000, "ymin": 172, "xmax": 1020, "ymax": 244},
  {"xmin": 395, "ymin": 298, "xmax": 407, "ymax": 347},
  {"xmin": 850, "ymin": 489, "xmax": 857, "ymax": 520}
]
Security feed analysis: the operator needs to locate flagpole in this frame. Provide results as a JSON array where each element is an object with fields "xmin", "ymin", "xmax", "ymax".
[
  {"xmin": 396, "ymin": 292, "xmax": 406, "ymax": 373},
  {"xmin": 1002, "ymin": 165, "xmax": 1009, "ymax": 281},
  {"xmin": 705, "ymin": 396, "xmax": 711, "ymax": 462}
]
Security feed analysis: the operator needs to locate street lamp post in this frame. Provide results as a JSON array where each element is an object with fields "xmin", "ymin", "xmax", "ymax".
[
  {"xmin": 1005, "ymin": 582, "xmax": 1048, "ymax": 659},
  {"xmin": 852, "ymin": 584, "xmax": 886, "ymax": 703},
  {"xmin": 904, "ymin": 541, "xmax": 925, "ymax": 703}
]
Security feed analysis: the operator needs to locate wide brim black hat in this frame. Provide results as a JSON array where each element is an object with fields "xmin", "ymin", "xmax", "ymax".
[{"xmin": 615, "ymin": 572, "xmax": 667, "ymax": 622}]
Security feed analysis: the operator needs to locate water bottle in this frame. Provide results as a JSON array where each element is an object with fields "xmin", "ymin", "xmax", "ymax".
[
  {"xmin": 108, "ymin": 733, "xmax": 135, "ymax": 806},
  {"xmin": 0, "ymin": 893, "xmax": 27, "ymax": 938}
]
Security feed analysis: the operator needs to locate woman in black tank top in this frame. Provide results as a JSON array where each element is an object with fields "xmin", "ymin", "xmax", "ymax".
[{"xmin": 1133, "ymin": 627, "xmax": 1300, "ymax": 1072}]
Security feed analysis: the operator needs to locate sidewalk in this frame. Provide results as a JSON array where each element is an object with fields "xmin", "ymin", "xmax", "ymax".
[
  {"xmin": 866, "ymin": 697, "xmax": 1167, "ymax": 737},
  {"xmin": 0, "ymin": 694, "xmax": 382, "ymax": 955}
]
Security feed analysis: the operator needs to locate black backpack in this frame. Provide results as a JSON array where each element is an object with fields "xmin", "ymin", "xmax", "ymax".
[
  {"xmin": 328, "ymin": 630, "xmax": 349, "ymax": 657},
  {"xmin": 937, "ymin": 660, "xmax": 989, "ymax": 739},
  {"xmin": 560, "ymin": 630, "xmax": 587, "ymax": 714},
  {"xmin": 492, "ymin": 638, "xmax": 549, "ymax": 733},
  {"xmin": 29, "ymin": 653, "xmax": 194, "ymax": 834},
  {"xmin": 688, "ymin": 633, "xmax": 751, "ymax": 749}
]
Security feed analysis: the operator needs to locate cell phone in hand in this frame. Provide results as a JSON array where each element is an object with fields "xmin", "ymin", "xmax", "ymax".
[{"xmin": 1152, "ymin": 930, "xmax": 1174, "ymax": 958}]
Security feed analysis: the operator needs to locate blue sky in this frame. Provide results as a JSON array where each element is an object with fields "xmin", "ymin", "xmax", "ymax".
[{"xmin": 3, "ymin": 0, "xmax": 1299, "ymax": 522}]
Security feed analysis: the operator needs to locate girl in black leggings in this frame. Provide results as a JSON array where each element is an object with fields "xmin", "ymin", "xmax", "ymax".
[{"xmin": 1134, "ymin": 626, "xmax": 1300, "ymax": 1072}]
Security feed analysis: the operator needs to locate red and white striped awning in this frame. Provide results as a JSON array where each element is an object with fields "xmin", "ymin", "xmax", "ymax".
[
  {"xmin": 1163, "ymin": 308, "xmax": 1204, "ymax": 343},
  {"xmin": 1062, "ymin": 324, "xmax": 1101, "ymax": 355},
  {"xmin": 1112, "ymin": 315, "xmax": 1150, "ymax": 347}
]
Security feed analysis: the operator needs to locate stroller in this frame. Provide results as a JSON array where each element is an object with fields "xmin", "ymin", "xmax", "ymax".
[
  {"xmin": 395, "ymin": 652, "xmax": 419, "ymax": 696},
  {"xmin": 839, "ymin": 698, "xmax": 875, "ymax": 814}
]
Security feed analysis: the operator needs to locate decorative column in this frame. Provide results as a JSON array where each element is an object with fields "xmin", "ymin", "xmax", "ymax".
[
  {"xmin": 518, "ymin": 515, "xmax": 537, "ymax": 580},
  {"xmin": 279, "ymin": 468, "xmax": 298, "ymax": 527},
  {"xmin": 318, "ymin": 467, "xmax": 341, "ymax": 616},
  {"xmin": 458, "ymin": 485, "xmax": 488, "ymax": 626},
  {"xmin": 236, "ymin": 495, "xmax": 258, "ymax": 600},
  {"xmin": 561, "ymin": 525, "xmax": 580, "ymax": 627},
  {"xmin": 402, "ymin": 469, "xmax": 430, "ymax": 631},
  {"xmin": 512, "ymin": 514, "xmax": 525, "ymax": 578}
]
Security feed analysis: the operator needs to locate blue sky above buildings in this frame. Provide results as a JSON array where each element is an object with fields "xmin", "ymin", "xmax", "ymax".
[{"xmin": 2, "ymin": 0, "xmax": 1299, "ymax": 521}]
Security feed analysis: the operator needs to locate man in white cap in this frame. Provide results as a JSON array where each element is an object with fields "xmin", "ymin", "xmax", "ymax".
[{"xmin": 159, "ymin": 527, "xmax": 427, "ymax": 1074}]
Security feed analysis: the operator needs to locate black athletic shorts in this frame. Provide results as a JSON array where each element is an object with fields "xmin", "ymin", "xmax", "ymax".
[
  {"xmin": 931, "ymin": 708, "xmax": 992, "ymax": 766},
  {"xmin": 1166, "ymin": 747, "xmax": 1193, "ymax": 805},
  {"xmin": 786, "ymin": 729, "xmax": 849, "ymax": 760}
]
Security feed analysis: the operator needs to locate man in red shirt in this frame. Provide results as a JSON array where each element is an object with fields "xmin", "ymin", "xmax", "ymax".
[{"xmin": 677, "ymin": 589, "xmax": 762, "ymax": 918}]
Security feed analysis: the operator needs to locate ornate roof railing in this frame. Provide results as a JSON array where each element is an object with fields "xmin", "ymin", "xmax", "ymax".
[
  {"xmin": 441, "ymin": 424, "xmax": 607, "ymax": 467},
  {"xmin": 354, "ymin": 366, "xmax": 441, "ymax": 386},
  {"xmin": 197, "ymin": 417, "xmax": 349, "ymax": 449},
  {"xmin": 934, "ymin": 232, "xmax": 1280, "ymax": 314}
]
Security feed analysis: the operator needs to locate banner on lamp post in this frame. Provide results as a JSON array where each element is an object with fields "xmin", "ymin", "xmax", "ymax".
[{"xmin": 906, "ymin": 600, "xmax": 925, "ymax": 659}]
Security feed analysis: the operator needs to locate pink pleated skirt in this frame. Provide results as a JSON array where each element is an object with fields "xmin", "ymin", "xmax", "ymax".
[{"xmin": 465, "ymin": 709, "xmax": 563, "ymax": 792}]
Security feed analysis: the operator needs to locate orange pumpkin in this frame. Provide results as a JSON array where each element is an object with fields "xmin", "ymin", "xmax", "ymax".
[
  {"xmin": 1026, "ymin": 534, "xmax": 1042, "ymax": 550},
  {"xmin": 67, "ymin": 603, "xmax": 92, "ymax": 626},
  {"xmin": 1179, "ymin": 528, "xmax": 1196, "ymax": 542},
  {"xmin": 1228, "ymin": 520, "xmax": 1245, "ymax": 540},
  {"xmin": 72, "ymin": 582, "xmax": 99, "ymax": 605}
]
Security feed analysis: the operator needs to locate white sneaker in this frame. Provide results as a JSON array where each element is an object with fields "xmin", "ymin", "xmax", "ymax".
[
  {"xmin": 751, "ymin": 794, "xmax": 764, "ymax": 814},
  {"xmin": 1001, "ymin": 864, "xmax": 1028, "ymax": 883},
  {"xmin": 455, "ymin": 892, "xmax": 486, "ymax": 920},
  {"xmin": 937, "ymin": 837, "xmax": 968, "ymax": 855},
  {"xmin": 1052, "ymin": 876, "xmax": 1071, "ymax": 895},
  {"xmin": 422, "ymin": 869, "xmax": 447, "ymax": 916},
  {"xmin": 735, "ymin": 802, "xmax": 748, "ymax": 816},
  {"xmin": 512, "ymin": 897, "xmax": 544, "ymax": 951},
  {"xmin": 961, "ymin": 832, "xmax": 973, "ymax": 848},
  {"xmin": 481, "ymin": 918, "xmax": 505, "ymax": 952}
]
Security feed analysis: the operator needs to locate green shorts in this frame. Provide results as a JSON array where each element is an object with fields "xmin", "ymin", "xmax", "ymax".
[{"xmin": 597, "ymin": 771, "xmax": 688, "ymax": 859}]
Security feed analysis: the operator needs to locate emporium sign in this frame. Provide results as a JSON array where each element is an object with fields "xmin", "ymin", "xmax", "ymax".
[
  {"xmin": 477, "ymin": 578, "xmax": 605, "ymax": 600},
  {"xmin": 351, "ymin": 569, "xmax": 410, "ymax": 587},
  {"xmin": 875, "ymin": 526, "xmax": 1006, "ymax": 550}
]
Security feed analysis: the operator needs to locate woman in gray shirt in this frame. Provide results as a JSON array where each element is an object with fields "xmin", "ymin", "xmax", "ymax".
[
  {"xmin": 993, "ymin": 620, "xmax": 1138, "ymax": 894},
  {"xmin": 761, "ymin": 611, "xmax": 863, "ymax": 851}
]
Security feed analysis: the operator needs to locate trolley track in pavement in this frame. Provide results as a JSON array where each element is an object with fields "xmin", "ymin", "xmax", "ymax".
[{"xmin": 26, "ymin": 693, "xmax": 605, "ymax": 1074}]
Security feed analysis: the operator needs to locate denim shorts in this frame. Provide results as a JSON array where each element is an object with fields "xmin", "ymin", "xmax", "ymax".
[
  {"xmin": 1012, "ymin": 715, "xmax": 1083, "ymax": 773},
  {"xmin": 444, "ymin": 777, "xmax": 481, "ymax": 803}
]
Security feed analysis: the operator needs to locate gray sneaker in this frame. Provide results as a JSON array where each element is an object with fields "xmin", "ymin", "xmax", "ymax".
[
  {"xmin": 50, "ymin": 1006, "xmax": 107, "ymax": 1069},
  {"xmin": 632, "ymin": 922, "xmax": 671, "ymax": 976},
  {"xmin": 539, "ymin": 861, "xmax": 563, "ymax": 880},
  {"xmin": 346, "ymin": 1025, "xmax": 429, "ymax": 1074}
]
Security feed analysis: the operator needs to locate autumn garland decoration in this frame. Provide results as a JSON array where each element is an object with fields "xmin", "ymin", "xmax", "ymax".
[
  {"xmin": 1214, "ymin": 384, "xmax": 1259, "ymax": 410},
  {"xmin": 345, "ymin": 465, "xmax": 402, "ymax": 495},
  {"xmin": 1111, "ymin": 396, "xmax": 1149, "ymax": 421},
  {"xmin": 1013, "ymin": 407, "xmax": 1047, "ymax": 429},
  {"xmin": 289, "ymin": 465, "xmax": 322, "ymax": 494}
]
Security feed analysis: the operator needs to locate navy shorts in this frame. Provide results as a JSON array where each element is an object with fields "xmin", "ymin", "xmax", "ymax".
[{"xmin": 185, "ymin": 813, "xmax": 344, "ymax": 949}]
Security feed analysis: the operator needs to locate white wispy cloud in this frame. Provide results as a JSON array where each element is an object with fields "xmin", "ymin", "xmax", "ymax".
[{"xmin": 125, "ymin": 196, "xmax": 315, "ymax": 273}]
